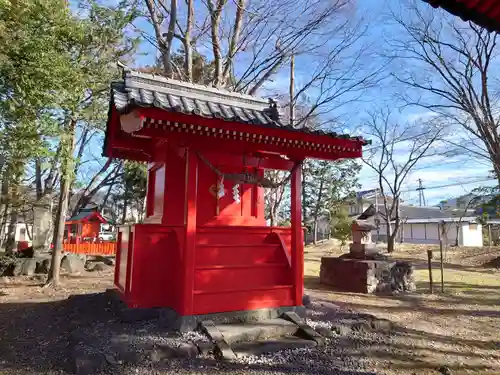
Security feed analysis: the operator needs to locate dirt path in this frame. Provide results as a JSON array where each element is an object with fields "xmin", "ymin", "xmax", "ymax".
[{"xmin": 0, "ymin": 271, "xmax": 115, "ymax": 374}]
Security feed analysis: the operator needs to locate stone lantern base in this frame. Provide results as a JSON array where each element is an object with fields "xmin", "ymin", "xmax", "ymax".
[{"xmin": 319, "ymin": 256, "xmax": 415, "ymax": 294}]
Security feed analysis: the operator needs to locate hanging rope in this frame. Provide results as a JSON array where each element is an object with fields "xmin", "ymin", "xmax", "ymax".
[{"xmin": 196, "ymin": 151, "xmax": 301, "ymax": 189}]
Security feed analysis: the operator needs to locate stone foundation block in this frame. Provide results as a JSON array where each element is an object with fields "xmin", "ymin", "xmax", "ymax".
[{"xmin": 319, "ymin": 257, "xmax": 395, "ymax": 293}]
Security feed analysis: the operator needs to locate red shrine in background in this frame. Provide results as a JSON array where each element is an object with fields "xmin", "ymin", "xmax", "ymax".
[
  {"xmin": 62, "ymin": 207, "xmax": 115, "ymax": 255},
  {"xmin": 103, "ymin": 68, "xmax": 368, "ymax": 320}
]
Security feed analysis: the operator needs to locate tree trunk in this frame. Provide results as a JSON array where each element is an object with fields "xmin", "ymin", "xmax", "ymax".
[
  {"xmin": 0, "ymin": 174, "xmax": 9, "ymax": 249},
  {"xmin": 121, "ymin": 184, "xmax": 129, "ymax": 224},
  {"xmin": 0, "ymin": 205, "xmax": 8, "ymax": 249},
  {"xmin": 4, "ymin": 209, "xmax": 18, "ymax": 254},
  {"xmin": 269, "ymin": 204, "xmax": 277, "ymax": 227},
  {"xmin": 385, "ymin": 222, "xmax": 394, "ymax": 254},
  {"xmin": 313, "ymin": 221, "xmax": 318, "ymax": 245},
  {"xmin": 46, "ymin": 120, "xmax": 76, "ymax": 287},
  {"xmin": 387, "ymin": 232, "xmax": 396, "ymax": 253},
  {"xmin": 493, "ymin": 153, "xmax": 500, "ymax": 186}
]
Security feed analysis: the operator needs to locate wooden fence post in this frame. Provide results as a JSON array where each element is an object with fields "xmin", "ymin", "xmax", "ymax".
[
  {"xmin": 427, "ymin": 249, "xmax": 433, "ymax": 294},
  {"xmin": 439, "ymin": 221, "xmax": 445, "ymax": 293}
]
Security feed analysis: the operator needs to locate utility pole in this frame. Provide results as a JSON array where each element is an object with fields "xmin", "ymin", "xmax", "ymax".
[
  {"xmin": 289, "ymin": 55, "xmax": 295, "ymax": 127},
  {"xmin": 375, "ymin": 189, "xmax": 380, "ymax": 243},
  {"xmin": 416, "ymin": 178, "xmax": 426, "ymax": 207}
]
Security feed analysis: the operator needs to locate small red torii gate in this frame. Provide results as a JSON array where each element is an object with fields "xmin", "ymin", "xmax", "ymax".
[{"xmin": 103, "ymin": 68, "xmax": 368, "ymax": 327}]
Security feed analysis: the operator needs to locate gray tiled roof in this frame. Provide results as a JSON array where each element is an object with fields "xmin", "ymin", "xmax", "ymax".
[
  {"xmin": 379, "ymin": 205, "xmax": 466, "ymax": 220},
  {"xmin": 400, "ymin": 206, "xmax": 456, "ymax": 220},
  {"xmin": 109, "ymin": 69, "xmax": 369, "ymax": 143}
]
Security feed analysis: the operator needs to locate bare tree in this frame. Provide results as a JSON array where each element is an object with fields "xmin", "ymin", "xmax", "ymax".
[
  {"xmin": 265, "ymin": 170, "xmax": 288, "ymax": 226},
  {"xmin": 70, "ymin": 159, "xmax": 124, "ymax": 217},
  {"xmin": 388, "ymin": 2, "xmax": 500, "ymax": 185},
  {"xmin": 139, "ymin": 0, "xmax": 382, "ymax": 101},
  {"xmin": 362, "ymin": 109, "xmax": 443, "ymax": 253}
]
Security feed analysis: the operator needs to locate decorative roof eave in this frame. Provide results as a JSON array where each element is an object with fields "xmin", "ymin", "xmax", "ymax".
[
  {"xmin": 141, "ymin": 115, "xmax": 366, "ymax": 151},
  {"xmin": 112, "ymin": 95, "xmax": 371, "ymax": 148},
  {"xmin": 423, "ymin": 0, "xmax": 500, "ymax": 33},
  {"xmin": 103, "ymin": 68, "xmax": 372, "ymax": 162},
  {"xmin": 109, "ymin": 69, "xmax": 370, "ymax": 146},
  {"xmin": 115, "ymin": 107, "xmax": 367, "ymax": 160}
]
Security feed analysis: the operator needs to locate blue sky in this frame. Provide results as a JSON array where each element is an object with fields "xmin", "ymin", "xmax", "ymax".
[{"xmin": 88, "ymin": 0, "xmax": 497, "ymax": 206}]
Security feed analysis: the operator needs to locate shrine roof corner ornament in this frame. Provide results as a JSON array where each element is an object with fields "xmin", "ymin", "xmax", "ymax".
[
  {"xmin": 104, "ymin": 66, "xmax": 370, "ymax": 162},
  {"xmin": 423, "ymin": 0, "xmax": 500, "ymax": 33}
]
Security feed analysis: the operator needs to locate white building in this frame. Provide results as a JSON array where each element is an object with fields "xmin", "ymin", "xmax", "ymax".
[
  {"xmin": 1, "ymin": 222, "xmax": 33, "ymax": 244},
  {"xmin": 390, "ymin": 217, "xmax": 483, "ymax": 247},
  {"xmin": 348, "ymin": 192, "xmax": 484, "ymax": 247}
]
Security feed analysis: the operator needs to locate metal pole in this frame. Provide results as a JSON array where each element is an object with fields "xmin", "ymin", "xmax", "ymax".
[{"xmin": 375, "ymin": 189, "xmax": 379, "ymax": 243}]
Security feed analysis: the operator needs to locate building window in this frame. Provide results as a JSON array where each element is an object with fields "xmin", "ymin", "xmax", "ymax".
[{"xmin": 469, "ymin": 223, "xmax": 478, "ymax": 231}]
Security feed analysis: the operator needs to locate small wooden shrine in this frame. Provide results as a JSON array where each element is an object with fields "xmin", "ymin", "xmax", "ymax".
[
  {"xmin": 103, "ymin": 68, "xmax": 368, "ymax": 322},
  {"xmin": 63, "ymin": 206, "xmax": 115, "ymax": 255}
]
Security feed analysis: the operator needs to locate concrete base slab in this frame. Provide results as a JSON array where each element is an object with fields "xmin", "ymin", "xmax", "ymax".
[
  {"xmin": 199, "ymin": 320, "xmax": 236, "ymax": 360},
  {"xmin": 216, "ymin": 318, "xmax": 298, "ymax": 344},
  {"xmin": 281, "ymin": 311, "xmax": 325, "ymax": 346},
  {"xmin": 232, "ymin": 337, "xmax": 317, "ymax": 357},
  {"xmin": 106, "ymin": 289, "xmax": 305, "ymax": 332}
]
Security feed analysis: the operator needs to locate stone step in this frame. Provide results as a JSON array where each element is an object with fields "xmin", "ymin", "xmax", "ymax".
[
  {"xmin": 231, "ymin": 336, "xmax": 317, "ymax": 357},
  {"xmin": 215, "ymin": 318, "xmax": 298, "ymax": 345}
]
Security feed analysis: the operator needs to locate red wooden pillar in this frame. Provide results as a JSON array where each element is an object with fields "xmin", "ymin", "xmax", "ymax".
[
  {"xmin": 182, "ymin": 149, "xmax": 198, "ymax": 315},
  {"xmin": 290, "ymin": 163, "xmax": 303, "ymax": 306}
]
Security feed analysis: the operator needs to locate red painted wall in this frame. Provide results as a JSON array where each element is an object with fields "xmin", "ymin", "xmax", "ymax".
[
  {"xmin": 144, "ymin": 145, "xmax": 265, "ymax": 228},
  {"xmin": 81, "ymin": 221, "xmax": 100, "ymax": 238},
  {"xmin": 115, "ymin": 143, "xmax": 302, "ymax": 315},
  {"xmin": 114, "ymin": 224, "xmax": 295, "ymax": 314},
  {"xmin": 196, "ymin": 160, "xmax": 265, "ymax": 227}
]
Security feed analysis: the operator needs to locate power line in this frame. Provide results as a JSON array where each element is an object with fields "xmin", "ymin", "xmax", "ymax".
[
  {"xmin": 400, "ymin": 177, "xmax": 495, "ymax": 193},
  {"xmin": 361, "ymin": 177, "xmax": 495, "ymax": 195},
  {"xmin": 360, "ymin": 159, "xmax": 472, "ymax": 180}
]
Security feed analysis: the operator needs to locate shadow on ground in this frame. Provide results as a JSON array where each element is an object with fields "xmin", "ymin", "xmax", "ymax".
[
  {"xmin": 0, "ymin": 290, "xmax": 377, "ymax": 375},
  {"xmin": 307, "ymin": 297, "xmax": 500, "ymax": 373}
]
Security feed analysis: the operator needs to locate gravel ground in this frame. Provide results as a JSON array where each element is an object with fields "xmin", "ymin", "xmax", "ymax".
[
  {"xmin": 0, "ymin": 273, "xmax": 383, "ymax": 375},
  {"xmin": 69, "ymin": 296, "xmax": 381, "ymax": 375},
  {"xmin": 4, "ymin": 243, "xmax": 497, "ymax": 375}
]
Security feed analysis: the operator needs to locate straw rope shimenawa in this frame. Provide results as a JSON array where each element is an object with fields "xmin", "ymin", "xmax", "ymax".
[{"xmin": 196, "ymin": 151, "xmax": 302, "ymax": 189}]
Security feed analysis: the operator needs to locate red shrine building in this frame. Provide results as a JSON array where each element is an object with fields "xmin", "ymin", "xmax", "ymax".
[
  {"xmin": 423, "ymin": 0, "xmax": 500, "ymax": 33},
  {"xmin": 104, "ymin": 68, "xmax": 368, "ymax": 326}
]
